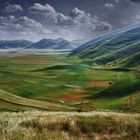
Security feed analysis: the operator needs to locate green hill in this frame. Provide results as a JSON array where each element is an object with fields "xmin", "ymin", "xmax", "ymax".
[{"xmin": 71, "ymin": 24, "xmax": 140, "ymax": 68}]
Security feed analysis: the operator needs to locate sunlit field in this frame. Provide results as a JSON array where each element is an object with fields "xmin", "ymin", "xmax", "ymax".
[{"xmin": 0, "ymin": 111, "xmax": 140, "ymax": 140}]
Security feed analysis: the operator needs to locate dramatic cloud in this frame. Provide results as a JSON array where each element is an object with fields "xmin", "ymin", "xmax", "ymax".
[
  {"xmin": 0, "ymin": 0, "xmax": 139, "ymax": 41},
  {"xmin": 69, "ymin": 7, "xmax": 97, "ymax": 27},
  {"xmin": 3, "ymin": 4, "xmax": 23, "ymax": 13},
  {"xmin": 29, "ymin": 3, "xmax": 74, "ymax": 25},
  {"xmin": 29, "ymin": 3, "xmax": 112, "ymax": 35},
  {"xmin": 0, "ymin": 16, "xmax": 42, "ymax": 31},
  {"xmin": 0, "ymin": 2, "xmax": 113, "ymax": 41},
  {"xmin": 0, "ymin": 15, "xmax": 50, "ymax": 40}
]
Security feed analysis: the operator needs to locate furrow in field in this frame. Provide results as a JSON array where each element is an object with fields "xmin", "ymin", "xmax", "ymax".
[{"xmin": 0, "ymin": 89, "xmax": 73, "ymax": 111}]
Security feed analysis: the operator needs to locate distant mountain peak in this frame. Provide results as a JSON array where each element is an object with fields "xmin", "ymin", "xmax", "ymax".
[{"xmin": 0, "ymin": 38, "xmax": 74, "ymax": 50}]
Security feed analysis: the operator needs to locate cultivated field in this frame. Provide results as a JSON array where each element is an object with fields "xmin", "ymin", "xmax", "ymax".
[{"xmin": 0, "ymin": 52, "xmax": 140, "ymax": 112}]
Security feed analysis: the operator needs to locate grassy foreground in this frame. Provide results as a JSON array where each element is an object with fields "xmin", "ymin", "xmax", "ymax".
[{"xmin": 0, "ymin": 111, "xmax": 140, "ymax": 140}]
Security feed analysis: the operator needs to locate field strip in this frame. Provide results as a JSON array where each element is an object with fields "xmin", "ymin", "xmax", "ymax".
[{"xmin": 0, "ymin": 89, "xmax": 73, "ymax": 111}]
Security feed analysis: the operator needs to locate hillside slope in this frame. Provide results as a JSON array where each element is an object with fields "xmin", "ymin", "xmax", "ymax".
[
  {"xmin": 0, "ymin": 89, "xmax": 73, "ymax": 111},
  {"xmin": 0, "ymin": 40, "xmax": 32, "ymax": 49},
  {"xmin": 71, "ymin": 24, "xmax": 140, "ymax": 67}
]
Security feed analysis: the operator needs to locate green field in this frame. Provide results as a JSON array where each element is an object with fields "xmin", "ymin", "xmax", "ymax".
[{"xmin": 0, "ymin": 52, "xmax": 140, "ymax": 112}]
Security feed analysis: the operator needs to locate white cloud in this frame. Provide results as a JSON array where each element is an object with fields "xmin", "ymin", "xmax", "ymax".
[
  {"xmin": 104, "ymin": 3, "xmax": 115, "ymax": 8},
  {"xmin": 70, "ymin": 7, "xmax": 98, "ymax": 27},
  {"xmin": 29, "ymin": 3, "xmax": 74, "ymax": 25},
  {"xmin": 95, "ymin": 22, "xmax": 112, "ymax": 31},
  {"xmin": 124, "ymin": 14, "xmax": 140, "ymax": 25},
  {"xmin": 135, "ymin": 15, "xmax": 140, "ymax": 22},
  {"xmin": 29, "ymin": 3, "xmax": 112, "ymax": 33},
  {"xmin": 0, "ymin": 3, "xmax": 113, "ymax": 41},
  {"xmin": 0, "ymin": 15, "xmax": 72, "ymax": 41},
  {"xmin": 4, "ymin": 4, "xmax": 23, "ymax": 13},
  {"xmin": 0, "ymin": 15, "xmax": 42, "ymax": 31},
  {"xmin": 0, "ymin": 15, "xmax": 49, "ymax": 41}
]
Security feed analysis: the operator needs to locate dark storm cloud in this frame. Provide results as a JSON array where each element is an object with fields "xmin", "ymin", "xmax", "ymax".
[
  {"xmin": 0, "ymin": 0, "xmax": 140, "ymax": 41},
  {"xmin": 130, "ymin": 0, "xmax": 140, "ymax": 2}
]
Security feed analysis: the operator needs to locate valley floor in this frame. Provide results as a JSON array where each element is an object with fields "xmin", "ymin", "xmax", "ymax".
[
  {"xmin": 0, "ymin": 51, "xmax": 140, "ymax": 112},
  {"xmin": 0, "ymin": 51, "xmax": 140, "ymax": 140}
]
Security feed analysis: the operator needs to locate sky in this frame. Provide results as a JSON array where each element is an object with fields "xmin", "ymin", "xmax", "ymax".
[{"xmin": 0, "ymin": 0, "xmax": 140, "ymax": 41}]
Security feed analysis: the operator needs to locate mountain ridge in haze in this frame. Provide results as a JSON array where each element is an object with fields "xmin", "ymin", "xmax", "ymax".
[{"xmin": 0, "ymin": 38, "xmax": 89, "ymax": 50}]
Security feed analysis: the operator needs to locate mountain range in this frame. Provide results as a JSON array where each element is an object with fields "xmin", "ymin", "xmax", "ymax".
[
  {"xmin": 0, "ymin": 38, "xmax": 87, "ymax": 50},
  {"xmin": 71, "ymin": 23, "xmax": 140, "ymax": 68},
  {"xmin": 0, "ymin": 24, "xmax": 140, "ymax": 68}
]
